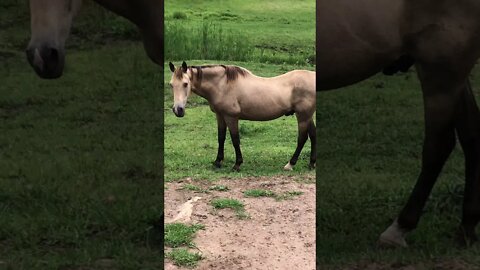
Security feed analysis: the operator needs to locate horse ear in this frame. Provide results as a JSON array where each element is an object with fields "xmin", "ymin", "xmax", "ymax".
[
  {"xmin": 181, "ymin": 61, "xmax": 188, "ymax": 73},
  {"xmin": 169, "ymin": 62, "xmax": 175, "ymax": 73}
]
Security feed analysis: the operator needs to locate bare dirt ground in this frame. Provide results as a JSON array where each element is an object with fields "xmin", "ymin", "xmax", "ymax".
[{"xmin": 164, "ymin": 175, "xmax": 315, "ymax": 270}]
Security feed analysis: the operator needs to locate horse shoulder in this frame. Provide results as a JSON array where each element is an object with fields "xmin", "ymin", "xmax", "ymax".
[{"xmin": 209, "ymin": 87, "xmax": 242, "ymax": 117}]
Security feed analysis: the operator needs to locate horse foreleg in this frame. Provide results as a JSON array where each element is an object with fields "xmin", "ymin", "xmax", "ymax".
[
  {"xmin": 379, "ymin": 65, "xmax": 461, "ymax": 247},
  {"xmin": 284, "ymin": 118, "xmax": 309, "ymax": 171},
  {"xmin": 214, "ymin": 114, "xmax": 227, "ymax": 168},
  {"xmin": 225, "ymin": 117, "xmax": 243, "ymax": 171},
  {"xmin": 308, "ymin": 119, "xmax": 316, "ymax": 169},
  {"xmin": 455, "ymin": 80, "xmax": 480, "ymax": 246}
]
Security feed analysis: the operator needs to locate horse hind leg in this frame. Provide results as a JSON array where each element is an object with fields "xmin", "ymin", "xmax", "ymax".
[
  {"xmin": 214, "ymin": 114, "xmax": 227, "ymax": 168},
  {"xmin": 455, "ymin": 80, "xmax": 480, "ymax": 246},
  {"xmin": 379, "ymin": 64, "xmax": 460, "ymax": 248},
  {"xmin": 224, "ymin": 116, "xmax": 243, "ymax": 171},
  {"xmin": 284, "ymin": 117, "xmax": 309, "ymax": 171}
]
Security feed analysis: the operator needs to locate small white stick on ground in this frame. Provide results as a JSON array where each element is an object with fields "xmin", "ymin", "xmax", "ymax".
[{"xmin": 167, "ymin": 196, "xmax": 202, "ymax": 223}]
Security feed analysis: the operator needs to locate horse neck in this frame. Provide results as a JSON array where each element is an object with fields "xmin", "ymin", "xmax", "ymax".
[
  {"xmin": 93, "ymin": 0, "xmax": 163, "ymax": 63},
  {"xmin": 190, "ymin": 69, "xmax": 223, "ymax": 102},
  {"xmin": 93, "ymin": 0, "xmax": 160, "ymax": 26}
]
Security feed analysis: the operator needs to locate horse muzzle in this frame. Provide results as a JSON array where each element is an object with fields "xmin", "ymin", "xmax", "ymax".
[
  {"xmin": 172, "ymin": 106, "xmax": 185, "ymax": 117},
  {"xmin": 26, "ymin": 46, "xmax": 65, "ymax": 79}
]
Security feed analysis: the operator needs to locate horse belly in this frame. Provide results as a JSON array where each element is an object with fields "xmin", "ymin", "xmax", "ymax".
[
  {"xmin": 237, "ymin": 93, "xmax": 292, "ymax": 121},
  {"xmin": 239, "ymin": 103, "xmax": 290, "ymax": 121},
  {"xmin": 318, "ymin": 0, "xmax": 405, "ymax": 90}
]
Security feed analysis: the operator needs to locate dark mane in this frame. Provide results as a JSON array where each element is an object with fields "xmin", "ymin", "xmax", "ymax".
[
  {"xmin": 189, "ymin": 65, "xmax": 248, "ymax": 83},
  {"xmin": 224, "ymin": 65, "xmax": 248, "ymax": 82}
]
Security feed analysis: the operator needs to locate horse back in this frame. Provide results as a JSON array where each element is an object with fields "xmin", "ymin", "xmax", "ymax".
[{"xmin": 286, "ymin": 70, "xmax": 316, "ymax": 93}]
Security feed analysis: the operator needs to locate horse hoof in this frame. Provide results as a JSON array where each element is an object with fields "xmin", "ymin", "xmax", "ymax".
[
  {"xmin": 232, "ymin": 165, "xmax": 241, "ymax": 172},
  {"xmin": 309, "ymin": 163, "xmax": 316, "ymax": 169},
  {"xmin": 213, "ymin": 161, "xmax": 222, "ymax": 168},
  {"xmin": 377, "ymin": 236, "xmax": 407, "ymax": 249},
  {"xmin": 378, "ymin": 219, "xmax": 408, "ymax": 248},
  {"xmin": 284, "ymin": 162, "xmax": 293, "ymax": 171}
]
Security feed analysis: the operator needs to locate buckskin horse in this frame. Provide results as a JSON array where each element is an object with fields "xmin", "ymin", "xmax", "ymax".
[
  {"xmin": 26, "ymin": 0, "xmax": 163, "ymax": 78},
  {"xmin": 319, "ymin": 0, "xmax": 480, "ymax": 247},
  {"xmin": 169, "ymin": 62, "xmax": 316, "ymax": 171}
]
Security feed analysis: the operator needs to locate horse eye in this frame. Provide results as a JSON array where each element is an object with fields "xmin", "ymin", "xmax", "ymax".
[{"xmin": 183, "ymin": 83, "xmax": 188, "ymax": 87}]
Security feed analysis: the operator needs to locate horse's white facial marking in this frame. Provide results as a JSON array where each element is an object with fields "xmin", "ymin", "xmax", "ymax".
[
  {"xmin": 378, "ymin": 219, "xmax": 408, "ymax": 248},
  {"xmin": 27, "ymin": 0, "xmax": 82, "ymax": 78}
]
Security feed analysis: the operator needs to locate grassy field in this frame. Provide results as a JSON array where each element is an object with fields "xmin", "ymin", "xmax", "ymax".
[
  {"xmin": 0, "ymin": 2, "xmax": 163, "ymax": 269},
  {"xmin": 317, "ymin": 69, "xmax": 480, "ymax": 268},
  {"xmin": 164, "ymin": 0, "xmax": 315, "ymax": 182},
  {"xmin": 164, "ymin": 0, "xmax": 315, "ymax": 65}
]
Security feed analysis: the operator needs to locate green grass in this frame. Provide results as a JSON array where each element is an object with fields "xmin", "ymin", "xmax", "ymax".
[
  {"xmin": 166, "ymin": 248, "xmax": 203, "ymax": 268},
  {"xmin": 209, "ymin": 185, "xmax": 230, "ymax": 192},
  {"xmin": 164, "ymin": 223, "xmax": 204, "ymax": 267},
  {"xmin": 243, "ymin": 189, "xmax": 303, "ymax": 201},
  {"xmin": 211, "ymin": 198, "xmax": 244, "ymax": 210},
  {"xmin": 276, "ymin": 191, "xmax": 304, "ymax": 201},
  {"xmin": 317, "ymin": 68, "xmax": 480, "ymax": 268},
  {"xmin": 181, "ymin": 184, "xmax": 208, "ymax": 193},
  {"xmin": 172, "ymin": 11, "xmax": 188, "ymax": 20},
  {"xmin": 165, "ymin": 0, "xmax": 315, "ymax": 65},
  {"xmin": 243, "ymin": 189, "xmax": 276, "ymax": 198},
  {"xmin": 164, "ymin": 105, "xmax": 315, "ymax": 181},
  {"xmin": 0, "ymin": 3, "xmax": 163, "ymax": 269},
  {"xmin": 164, "ymin": 223, "xmax": 205, "ymax": 248},
  {"xmin": 165, "ymin": 22, "xmax": 256, "ymax": 62},
  {"xmin": 211, "ymin": 198, "xmax": 249, "ymax": 219},
  {"xmin": 0, "ymin": 45, "xmax": 164, "ymax": 269}
]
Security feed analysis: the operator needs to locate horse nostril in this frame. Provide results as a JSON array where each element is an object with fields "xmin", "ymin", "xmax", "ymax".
[
  {"xmin": 178, "ymin": 107, "xmax": 184, "ymax": 115},
  {"xmin": 47, "ymin": 47, "xmax": 59, "ymax": 61},
  {"xmin": 25, "ymin": 45, "xmax": 64, "ymax": 79}
]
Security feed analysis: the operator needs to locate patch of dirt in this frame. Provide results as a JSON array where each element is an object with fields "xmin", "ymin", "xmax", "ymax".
[{"xmin": 165, "ymin": 175, "xmax": 315, "ymax": 270}]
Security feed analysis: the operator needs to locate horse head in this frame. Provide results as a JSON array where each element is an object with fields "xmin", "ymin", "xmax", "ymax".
[
  {"xmin": 26, "ymin": 0, "xmax": 82, "ymax": 79},
  {"xmin": 169, "ymin": 61, "xmax": 192, "ymax": 117}
]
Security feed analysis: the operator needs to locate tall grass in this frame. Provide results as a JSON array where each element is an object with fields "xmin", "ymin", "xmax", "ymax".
[
  {"xmin": 165, "ymin": 22, "xmax": 254, "ymax": 62},
  {"xmin": 165, "ymin": 22, "xmax": 313, "ymax": 65}
]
